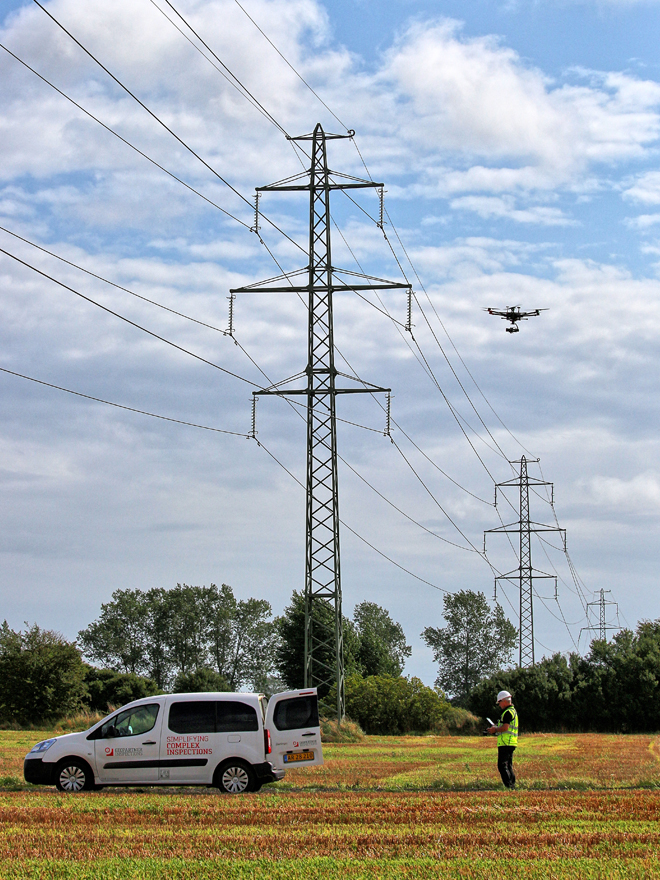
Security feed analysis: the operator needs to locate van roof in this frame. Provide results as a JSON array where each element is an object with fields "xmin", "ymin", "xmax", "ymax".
[{"xmin": 121, "ymin": 691, "xmax": 262, "ymax": 707}]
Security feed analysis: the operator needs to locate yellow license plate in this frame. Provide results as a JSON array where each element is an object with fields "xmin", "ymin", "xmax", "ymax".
[{"xmin": 284, "ymin": 751, "xmax": 314, "ymax": 763}]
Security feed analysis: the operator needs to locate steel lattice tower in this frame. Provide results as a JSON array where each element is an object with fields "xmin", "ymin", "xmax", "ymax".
[
  {"xmin": 231, "ymin": 124, "xmax": 410, "ymax": 718},
  {"xmin": 581, "ymin": 589, "xmax": 620, "ymax": 643},
  {"xmin": 484, "ymin": 457, "xmax": 566, "ymax": 668}
]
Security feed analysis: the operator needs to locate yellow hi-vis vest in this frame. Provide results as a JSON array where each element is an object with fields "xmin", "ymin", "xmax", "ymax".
[{"xmin": 497, "ymin": 705, "xmax": 518, "ymax": 747}]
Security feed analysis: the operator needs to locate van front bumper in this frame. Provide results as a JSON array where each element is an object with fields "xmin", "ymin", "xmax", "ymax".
[{"xmin": 24, "ymin": 757, "xmax": 55, "ymax": 785}]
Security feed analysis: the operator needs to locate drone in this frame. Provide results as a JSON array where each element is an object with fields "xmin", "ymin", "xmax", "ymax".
[{"xmin": 485, "ymin": 305, "xmax": 547, "ymax": 333}]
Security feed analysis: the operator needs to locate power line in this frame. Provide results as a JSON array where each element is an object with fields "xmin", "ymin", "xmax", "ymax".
[
  {"xmin": 255, "ymin": 438, "xmax": 450, "ymax": 594},
  {"xmin": 135, "ymin": 0, "xmax": 513, "ymax": 517},
  {"xmin": 230, "ymin": 0, "xmax": 350, "ymax": 133},
  {"xmin": 0, "ymin": 247, "xmax": 256, "ymax": 386},
  {"xmin": 0, "ymin": 366, "xmax": 249, "ymax": 436},
  {"xmin": 167, "ymin": 0, "xmax": 527, "ymax": 483},
  {"xmin": 30, "ymin": 0, "xmax": 306, "ymax": 255},
  {"xmin": 0, "ymin": 42, "xmax": 251, "ymax": 231},
  {"xmin": 148, "ymin": 0, "xmax": 289, "ymax": 137},
  {"xmin": 0, "ymin": 225, "xmax": 230, "ymax": 335}
]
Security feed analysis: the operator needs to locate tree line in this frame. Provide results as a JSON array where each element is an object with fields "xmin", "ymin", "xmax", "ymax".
[
  {"xmin": 3, "ymin": 580, "xmax": 652, "ymax": 733},
  {"xmin": 467, "ymin": 619, "xmax": 660, "ymax": 733},
  {"xmin": 2, "ymin": 582, "xmax": 454, "ymax": 731},
  {"xmin": 77, "ymin": 583, "xmax": 413, "ymax": 693}
]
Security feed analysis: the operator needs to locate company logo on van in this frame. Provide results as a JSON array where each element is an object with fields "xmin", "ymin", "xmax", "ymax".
[{"xmin": 105, "ymin": 747, "xmax": 143, "ymax": 758}]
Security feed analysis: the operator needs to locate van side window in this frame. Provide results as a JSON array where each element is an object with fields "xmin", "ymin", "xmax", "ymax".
[
  {"xmin": 273, "ymin": 696, "xmax": 318, "ymax": 731},
  {"xmin": 91, "ymin": 704, "xmax": 159, "ymax": 740},
  {"xmin": 169, "ymin": 701, "xmax": 215, "ymax": 734},
  {"xmin": 216, "ymin": 701, "xmax": 259, "ymax": 733}
]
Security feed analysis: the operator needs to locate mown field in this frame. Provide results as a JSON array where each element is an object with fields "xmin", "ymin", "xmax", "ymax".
[{"xmin": 1, "ymin": 729, "xmax": 660, "ymax": 878}]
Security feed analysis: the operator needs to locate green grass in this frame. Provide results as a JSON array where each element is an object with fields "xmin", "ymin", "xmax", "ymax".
[{"xmin": 1, "ymin": 859, "xmax": 660, "ymax": 880}]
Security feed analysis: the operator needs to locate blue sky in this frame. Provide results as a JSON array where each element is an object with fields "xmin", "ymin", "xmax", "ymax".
[{"xmin": 2, "ymin": 0, "xmax": 660, "ymax": 684}]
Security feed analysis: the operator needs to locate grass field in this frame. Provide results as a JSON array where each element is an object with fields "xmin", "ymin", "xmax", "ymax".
[{"xmin": 1, "ymin": 729, "xmax": 660, "ymax": 878}]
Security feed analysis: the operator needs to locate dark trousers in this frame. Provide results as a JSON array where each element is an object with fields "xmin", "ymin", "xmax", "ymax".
[{"xmin": 497, "ymin": 745, "xmax": 516, "ymax": 788}]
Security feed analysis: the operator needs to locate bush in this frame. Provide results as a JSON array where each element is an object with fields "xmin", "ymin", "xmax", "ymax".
[
  {"xmin": 173, "ymin": 668, "xmax": 231, "ymax": 693},
  {"xmin": 467, "ymin": 620, "xmax": 660, "ymax": 733},
  {"xmin": 320, "ymin": 717, "xmax": 365, "ymax": 743},
  {"xmin": 0, "ymin": 622, "xmax": 87, "ymax": 726},
  {"xmin": 341, "ymin": 674, "xmax": 450, "ymax": 735},
  {"xmin": 54, "ymin": 711, "xmax": 106, "ymax": 733},
  {"xmin": 433, "ymin": 705, "xmax": 481, "ymax": 735},
  {"xmin": 84, "ymin": 667, "xmax": 161, "ymax": 712}
]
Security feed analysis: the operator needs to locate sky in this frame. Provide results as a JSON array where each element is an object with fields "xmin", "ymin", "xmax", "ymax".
[{"xmin": 1, "ymin": 0, "xmax": 660, "ymax": 686}]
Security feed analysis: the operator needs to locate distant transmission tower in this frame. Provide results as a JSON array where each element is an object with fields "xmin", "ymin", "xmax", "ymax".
[
  {"xmin": 231, "ymin": 124, "xmax": 410, "ymax": 719},
  {"xmin": 581, "ymin": 589, "xmax": 620, "ymax": 643},
  {"xmin": 484, "ymin": 456, "xmax": 566, "ymax": 668}
]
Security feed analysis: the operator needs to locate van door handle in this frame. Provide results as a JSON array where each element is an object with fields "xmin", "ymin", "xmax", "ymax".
[
  {"xmin": 302, "ymin": 733, "xmax": 315, "ymax": 737},
  {"xmin": 142, "ymin": 741, "xmax": 157, "ymax": 745}
]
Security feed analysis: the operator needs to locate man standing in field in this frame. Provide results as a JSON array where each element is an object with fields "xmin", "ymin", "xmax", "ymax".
[{"xmin": 487, "ymin": 690, "xmax": 518, "ymax": 790}]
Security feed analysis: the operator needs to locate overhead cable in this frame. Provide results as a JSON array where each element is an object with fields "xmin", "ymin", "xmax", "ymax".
[
  {"xmin": 0, "ymin": 43, "xmax": 250, "ymax": 231},
  {"xmin": 0, "ymin": 367, "xmax": 249, "ymax": 437},
  {"xmin": 231, "ymin": 0, "xmax": 350, "ymax": 132},
  {"xmin": 255, "ymin": 439, "xmax": 450, "ymax": 594},
  {"xmin": 0, "ymin": 225, "xmax": 230, "ymax": 335},
  {"xmin": 0, "ymin": 247, "xmax": 256, "ymax": 386},
  {"xmin": 148, "ymin": 0, "xmax": 289, "ymax": 137},
  {"xmin": 30, "ymin": 0, "xmax": 305, "ymax": 254}
]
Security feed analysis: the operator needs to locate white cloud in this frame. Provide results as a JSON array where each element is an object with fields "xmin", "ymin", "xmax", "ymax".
[
  {"xmin": 581, "ymin": 472, "xmax": 660, "ymax": 514},
  {"xmin": 379, "ymin": 22, "xmax": 660, "ymax": 194},
  {"xmin": 450, "ymin": 195, "xmax": 575, "ymax": 225},
  {"xmin": 2, "ymin": 0, "xmax": 660, "ymax": 676},
  {"xmin": 625, "ymin": 212, "xmax": 660, "ymax": 228},
  {"xmin": 623, "ymin": 170, "xmax": 660, "ymax": 204}
]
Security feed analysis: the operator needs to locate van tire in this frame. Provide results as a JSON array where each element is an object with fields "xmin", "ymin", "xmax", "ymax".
[
  {"xmin": 214, "ymin": 760, "xmax": 257, "ymax": 794},
  {"xmin": 54, "ymin": 759, "xmax": 94, "ymax": 793}
]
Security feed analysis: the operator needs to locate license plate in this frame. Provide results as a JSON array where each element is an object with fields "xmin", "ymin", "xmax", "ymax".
[{"xmin": 283, "ymin": 751, "xmax": 314, "ymax": 763}]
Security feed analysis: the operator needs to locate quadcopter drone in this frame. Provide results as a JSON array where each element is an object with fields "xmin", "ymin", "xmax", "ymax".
[{"xmin": 485, "ymin": 305, "xmax": 547, "ymax": 333}]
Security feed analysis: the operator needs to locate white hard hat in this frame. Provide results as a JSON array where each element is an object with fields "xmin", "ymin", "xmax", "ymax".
[{"xmin": 496, "ymin": 690, "xmax": 512, "ymax": 702}]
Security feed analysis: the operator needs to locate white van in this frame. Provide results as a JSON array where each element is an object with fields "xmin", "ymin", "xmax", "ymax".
[{"xmin": 23, "ymin": 688, "xmax": 323, "ymax": 794}]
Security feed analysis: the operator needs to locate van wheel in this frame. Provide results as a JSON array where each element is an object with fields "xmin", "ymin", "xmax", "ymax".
[
  {"xmin": 55, "ymin": 759, "xmax": 93, "ymax": 793},
  {"xmin": 215, "ymin": 761, "xmax": 256, "ymax": 794}
]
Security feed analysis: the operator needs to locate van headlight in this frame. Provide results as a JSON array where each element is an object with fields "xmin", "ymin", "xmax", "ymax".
[{"xmin": 29, "ymin": 739, "xmax": 56, "ymax": 754}]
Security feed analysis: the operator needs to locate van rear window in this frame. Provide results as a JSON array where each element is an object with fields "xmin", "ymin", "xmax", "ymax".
[
  {"xmin": 216, "ymin": 702, "xmax": 259, "ymax": 733},
  {"xmin": 168, "ymin": 700, "xmax": 259, "ymax": 734},
  {"xmin": 273, "ymin": 696, "xmax": 319, "ymax": 731}
]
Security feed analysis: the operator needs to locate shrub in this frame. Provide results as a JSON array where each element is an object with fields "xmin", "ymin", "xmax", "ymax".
[
  {"xmin": 173, "ymin": 668, "xmax": 231, "ymax": 693},
  {"xmin": 341, "ymin": 674, "xmax": 450, "ymax": 735},
  {"xmin": 320, "ymin": 717, "xmax": 365, "ymax": 743},
  {"xmin": 85, "ymin": 667, "xmax": 161, "ymax": 712},
  {"xmin": 0, "ymin": 622, "xmax": 87, "ymax": 725},
  {"xmin": 433, "ymin": 705, "xmax": 481, "ymax": 735}
]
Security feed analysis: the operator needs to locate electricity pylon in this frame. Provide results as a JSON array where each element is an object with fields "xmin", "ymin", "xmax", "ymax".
[
  {"xmin": 484, "ymin": 456, "xmax": 566, "ymax": 668},
  {"xmin": 231, "ymin": 124, "xmax": 410, "ymax": 719},
  {"xmin": 580, "ymin": 589, "xmax": 620, "ymax": 643}
]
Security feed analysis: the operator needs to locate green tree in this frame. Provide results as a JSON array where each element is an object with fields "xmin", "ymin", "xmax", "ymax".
[
  {"xmin": 79, "ymin": 583, "xmax": 279, "ymax": 691},
  {"xmin": 78, "ymin": 589, "xmax": 148, "ymax": 675},
  {"xmin": 353, "ymin": 601, "xmax": 411, "ymax": 677},
  {"xmin": 159, "ymin": 585, "xmax": 211, "ymax": 678},
  {"xmin": 274, "ymin": 591, "xmax": 360, "ymax": 696},
  {"xmin": 173, "ymin": 668, "xmax": 231, "ymax": 693},
  {"xmin": 226, "ymin": 597, "xmax": 278, "ymax": 691},
  {"xmin": 84, "ymin": 667, "xmax": 161, "ymax": 713},
  {"xmin": 422, "ymin": 590, "xmax": 516, "ymax": 704},
  {"xmin": 0, "ymin": 622, "xmax": 87, "ymax": 724}
]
